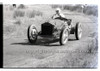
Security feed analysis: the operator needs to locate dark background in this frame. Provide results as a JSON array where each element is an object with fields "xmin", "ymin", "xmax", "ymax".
[{"xmin": 0, "ymin": 4, "xmax": 3, "ymax": 68}]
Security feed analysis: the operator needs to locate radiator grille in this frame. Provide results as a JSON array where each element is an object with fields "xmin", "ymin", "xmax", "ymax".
[{"xmin": 41, "ymin": 22, "xmax": 54, "ymax": 35}]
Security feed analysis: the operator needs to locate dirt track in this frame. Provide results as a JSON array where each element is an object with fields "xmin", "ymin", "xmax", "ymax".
[{"xmin": 3, "ymin": 7, "xmax": 98, "ymax": 68}]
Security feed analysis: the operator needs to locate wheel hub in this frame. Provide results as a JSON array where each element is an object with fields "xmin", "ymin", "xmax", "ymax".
[
  {"xmin": 78, "ymin": 25, "xmax": 82, "ymax": 38},
  {"xmin": 62, "ymin": 29, "xmax": 68, "ymax": 44},
  {"xmin": 31, "ymin": 28, "xmax": 37, "ymax": 39}
]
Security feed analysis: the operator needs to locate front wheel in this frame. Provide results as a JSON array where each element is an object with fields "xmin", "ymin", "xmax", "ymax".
[
  {"xmin": 27, "ymin": 25, "xmax": 38, "ymax": 43},
  {"xmin": 75, "ymin": 22, "xmax": 82, "ymax": 40},
  {"xmin": 59, "ymin": 27, "xmax": 69, "ymax": 45}
]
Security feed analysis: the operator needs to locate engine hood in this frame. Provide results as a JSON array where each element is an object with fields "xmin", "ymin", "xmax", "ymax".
[{"xmin": 44, "ymin": 19, "xmax": 65, "ymax": 29}]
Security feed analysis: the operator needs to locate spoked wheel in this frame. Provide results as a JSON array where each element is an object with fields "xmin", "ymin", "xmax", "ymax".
[
  {"xmin": 59, "ymin": 27, "xmax": 69, "ymax": 45},
  {"xmin": 27, "ymin": 25, "xmax": 38, "ymax": 43},
  {"xmin": 75, "ymin": 22, "xmax": 82, "ymax": 40}
]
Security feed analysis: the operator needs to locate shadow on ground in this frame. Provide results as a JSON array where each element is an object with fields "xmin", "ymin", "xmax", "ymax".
[{"xmin": 11, "ymin": 38, "xmax": 76, "ymax": 46}]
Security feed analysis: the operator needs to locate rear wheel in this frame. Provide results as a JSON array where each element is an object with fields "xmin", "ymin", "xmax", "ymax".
[
  {"xmin": 27, "ymin": 25, "xmax": 38, "ymax": 43},
  {"xmin": 59, "ymin": 27, "xmax": 69, "ymax": 45},
  {"xmin": 75, "ymin": 22, "xmax": 82, "ymax": 40}
]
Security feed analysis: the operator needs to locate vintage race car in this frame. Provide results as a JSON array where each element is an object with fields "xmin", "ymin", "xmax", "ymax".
[{"xmin": 27, "ymin": 17, "xmax": 82, "ymax": 45}]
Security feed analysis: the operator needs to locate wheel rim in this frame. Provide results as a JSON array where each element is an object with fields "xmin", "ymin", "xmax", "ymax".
[
  {"xmin": 30, "ymin": 26, "xmax": 37, "ymax": 40},
  {"xmin": 78, "ymin": 24, "xmax": 82, "ymax": 39},
  {"xmin": 62, "ymin": 28, "xmax": 68, "ymax": 44}
]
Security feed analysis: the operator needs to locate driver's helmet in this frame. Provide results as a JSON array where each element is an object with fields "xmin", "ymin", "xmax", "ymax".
[{"xmin": 56, "ymin": 8, "xmax": 61, "ymax": 13}]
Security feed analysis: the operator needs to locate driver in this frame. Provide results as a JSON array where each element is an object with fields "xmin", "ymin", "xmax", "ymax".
[
  {"xmin": 52, "ymin": 8, "xmax": 71, "ymax": 29},
  {"xmin": 52, "ymin": 8, "xmax": 65, "ymax": 19}
]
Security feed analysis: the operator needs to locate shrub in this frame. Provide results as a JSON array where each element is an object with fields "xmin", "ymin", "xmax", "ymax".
[
  {"xmin": 63, "ymin": 5, "xmax": 72, "ymax": 10},
  {"xmin": 83, "ymin": 5, "xmax": 98, "ymax": 16},
  {"xmin": 14, "ymin": 19, "xmax": 21, "ymax": 25},
  {"xmin": 17, "ymin": 4, "xmax": 25, "ymax": 9},
  {"xmin": 13, "ymin": 9, "xmax": 43, "ymax": 18},
  {"xmin": 26, "ymin": 10, "xmax": 43, "ymax": 18},
  {"xmin": 13, "ymin": 9, "xmax": 25, "ymax": 18},
  {"xmin": 4, "ymin": 25, "xmax": 16, "ymax": 35},
  {"xmin": 73, "ymin": 5, "xmax": 83, "ymax": 12},
  {"xmin": 9, "ymin": 5, "xmax": 14, "ymax": 11},
  {"xmin": 51, "ymin": 4, "xmax": 63, "ymax": 9},
  {"xmin": 12, "ymin": 4, "xmax": 16, "ymax": 8},
  {"xmin": 63, "ymin": 4, "xmax": 83, "ymax": 12},
  {"xmin": 87, "ymin": 37, "xmax": 98, "ymax": 53}
]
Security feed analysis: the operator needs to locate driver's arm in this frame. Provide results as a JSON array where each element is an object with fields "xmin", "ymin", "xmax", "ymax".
[
  {"xmin": 59, "ymin": 13, "xmax": 65, "ymax": 18},
  {"xmin": 52, "ymin": 14, "xmax": 57, "ymax": 19}
]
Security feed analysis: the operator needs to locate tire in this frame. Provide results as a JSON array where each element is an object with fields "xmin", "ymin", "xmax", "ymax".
[
  {"xmin": 27, "ymin": 25, "xmax": 38, "ymax": 43},
  {"xmin": 75, "ymin": 22, "xmax": 82, "ymax": 40},
  {"xmin": 59, "ymin": 27, "xmax": 69, "ymax": 45}
]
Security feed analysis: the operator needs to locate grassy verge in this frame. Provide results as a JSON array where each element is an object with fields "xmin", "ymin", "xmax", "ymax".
[{"xmin": 4, "ymin": 5, "xmax": 44, "ymax": 39}]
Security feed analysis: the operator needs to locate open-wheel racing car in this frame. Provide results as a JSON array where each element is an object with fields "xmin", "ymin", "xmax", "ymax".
[{"xmin": 27, "ymin": 17, "xmax": 82, "ymax": 45}]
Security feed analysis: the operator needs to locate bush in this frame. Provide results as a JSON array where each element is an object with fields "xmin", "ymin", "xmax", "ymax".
[
  {"xmin": 4, "ymin": 25, "xmax": 16, "ymax": 35},
  {"xmin": 83, "ymin": 5, "xmax": 98, "ymax": 16},
  {"xmin": 13, "ymin": 9, "xmax": 25, "ymax": 18},
  {"xmin": 73, "ymin": 5, "xmax": 83, "ymax": 12},
  {"xmin": 26, "ymin": 10, "xmax": 43, "ymax": 18},
  {"xmin": 63, "ymin": 5, "xmax": 72, "ymax": 10},
  {"xmin": 9, "ymin": 5, "xmax": 14, "ymax": 10},
  {"xmin": 17, "ymin": 4, "xmax": 25, "ymax": 9},
  {"xmin": 51, "ymin": 4, "xmax": 63, "ymax": 9},
  {"xmin": 63, "ymin": 4, "xmax": 83, "ymax": 12},
  {"xmin": 14, "ymin": 19, "xmax": 21, "ymax": 25},
  {"xmin": 87, "ymin": 37, "xmax": 98, "ymax": 53}
]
